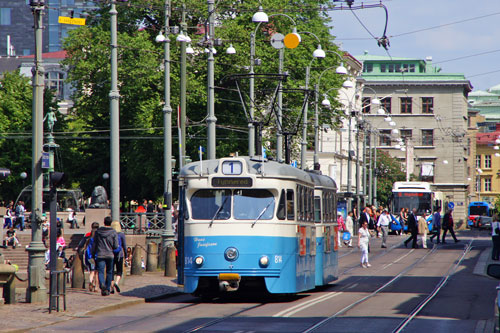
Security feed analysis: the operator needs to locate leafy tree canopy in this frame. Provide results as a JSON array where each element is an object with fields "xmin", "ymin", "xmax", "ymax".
[{"xmin": 61, "ymin": 0, "xmax": 347, "ymax": 201}]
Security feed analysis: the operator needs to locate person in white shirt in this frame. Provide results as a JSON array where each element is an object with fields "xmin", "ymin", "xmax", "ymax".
[
  {"xmin": 491, "ymin": 214, "xmax": 500, "ymax": 261},
  {"xmin": 358, "ymin": 221, "xmax": 371, "ymax": 268},
  {"xmin": 377, "ymin": 209, "xmax": 391, "ymax": 248}
]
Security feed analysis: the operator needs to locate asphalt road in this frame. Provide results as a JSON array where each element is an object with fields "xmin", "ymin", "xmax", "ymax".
[{"xmin": 34, "ymin": 229, "xmax": 498, "ymax": 332}]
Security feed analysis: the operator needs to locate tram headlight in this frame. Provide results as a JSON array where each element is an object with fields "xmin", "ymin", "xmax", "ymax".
[
  {"xmin": 259, "ymin": 255, "xmax": 269, "ymax": 268},
  {"xmin": 195, "ymin": 256, "xmax": 204, "ymax": 266},
  {"xmin": 224, "ymin": 247, "xmax": 239, "ymax": 261}
]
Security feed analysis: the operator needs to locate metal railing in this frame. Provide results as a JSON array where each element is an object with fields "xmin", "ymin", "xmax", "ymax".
[{"xmin": 119, "ymin": 212, "xmax": 166, "ymax": 234}]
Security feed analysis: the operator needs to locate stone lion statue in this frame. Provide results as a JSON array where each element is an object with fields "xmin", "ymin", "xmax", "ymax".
[{"xmin": 89, "ymin": 185, "xmax": 108, "ymax": 208}]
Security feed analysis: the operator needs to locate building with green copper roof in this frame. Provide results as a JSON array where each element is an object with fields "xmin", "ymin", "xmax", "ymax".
[{"xmin": 357, "ymin": 52, "xmax": 472, "ymax": 223}]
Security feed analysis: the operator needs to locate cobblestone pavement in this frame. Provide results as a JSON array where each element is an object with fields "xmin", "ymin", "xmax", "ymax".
[{"xmin": 0, "ymin": 271, "xmax": 182, "ymax": 332}]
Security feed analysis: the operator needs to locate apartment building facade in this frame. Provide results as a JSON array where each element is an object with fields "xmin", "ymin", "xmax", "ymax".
[{"xmin": 355, "ymin": 52, "xmax": 472, "ymax": 222}]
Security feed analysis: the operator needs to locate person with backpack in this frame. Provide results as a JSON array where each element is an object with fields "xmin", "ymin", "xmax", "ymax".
[
  {"xmin": 76, "ymin": 222, "xmax": 99, "ymax": 292},
  {"xmin": 91, "ymin": 216, "xmax": 119, "ymax": 296},
  {"xmin": 110, "ymin": 220, "xmax": 126, "ymax": 294}
]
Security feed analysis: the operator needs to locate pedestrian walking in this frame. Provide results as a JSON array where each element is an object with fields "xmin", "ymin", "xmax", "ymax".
[
  {"xmin": 404, "ymin": 208, "xmax": 418, "ymax": 248},
  {"xmin": 442, "ymin": 208, "xmax": 459, "ymax": 244},
  {"xmin": 429, "ymin": 207, "xmax": 442, "ymax": 244},
  {"xmin": 3, "ymin": 202, "xmax": 13, "ymax": 229},
  {"xmin": 14, "ymin": 201, "xmax": 25, "ymax": 231},
  {"xmin": 91, "ymin": 216, "xmax": 119, "ymax": 296},
  {"xmin": 358, "ymin": 220, "xmax": 371, "ymax": 268},
  {"xmin": 345, "ymin": 211, "xmax": 354, "ymax": 247},
  {"xmin": 76, "ymin": 222, "xmax": 99, "ymax": 292},
  {"xmin": 418, "ymin": 211, "xmax": 430, "ymax": 249},
  {"xmin": 491, "ymin": 214, "xmax": 500, "ymax": 261},
  {"xmin": 377, "ymin": 209, "xmax": 391, "ymax": 248},
  {"xmin": 337, "ymin": 213, "xmax": 345, "ymax": 248},
  {"xmin": 110, "ymin": 220, "xmax": 126, "ymax": 294}
]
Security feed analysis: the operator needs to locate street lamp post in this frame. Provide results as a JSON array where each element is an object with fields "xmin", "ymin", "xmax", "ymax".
[
  {"xmin": 109, "ymin": 1, "xmax": 121, "ymax": 222},
  {"xmin": 206, "ymin": 0, "xmax": 216, "ymax": 160},
  {"xmin": 155, "ymin": 0, "xmax": 175, "ymax": 275},
  {"xmin": 27, "ymin": 0, "xmax": 47, "ymax": 303},
  {"xmin": 250, "ymin": 10, "xmax": 299, "ymax": 160}
]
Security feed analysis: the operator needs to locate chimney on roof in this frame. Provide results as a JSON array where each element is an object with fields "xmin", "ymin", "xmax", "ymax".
[{"xmin": 425, "ymin": 56, "xmax": 434, "ymax": 73}]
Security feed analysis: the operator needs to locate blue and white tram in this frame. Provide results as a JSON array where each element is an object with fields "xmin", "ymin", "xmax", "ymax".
[{"xmin": 179, "ymin": 156, "xmax": 338, "ymax": 296}]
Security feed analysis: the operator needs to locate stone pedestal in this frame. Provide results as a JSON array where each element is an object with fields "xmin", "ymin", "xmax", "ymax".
[
  {"xmin": 84, "ymin": 208, "xmax": 111, "ymax": 233},
  {"xmin": 0, "ymin": 264, "xmax": 16, "ymax": 304}
]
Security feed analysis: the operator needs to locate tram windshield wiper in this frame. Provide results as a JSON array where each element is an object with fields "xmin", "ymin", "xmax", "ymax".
[
  {"xmin": 252, "ymin": 199, "xmax": 274, "ymax": 228},
  {"xmin": 209, "ymin": 196, "xmax": 229, "ymax": 228}
]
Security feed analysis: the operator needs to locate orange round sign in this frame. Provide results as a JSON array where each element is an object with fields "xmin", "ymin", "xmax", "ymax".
[{"xmin": 283, "ymin": 33, "xmax": 300, "ymax": 49}]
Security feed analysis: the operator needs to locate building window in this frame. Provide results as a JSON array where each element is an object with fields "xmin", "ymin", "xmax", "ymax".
[
  {"xmin": 401, "ymin": 97, "xmax": 412, "ymax": 114},
  {"xmin": 485, "ymin": 155, "xmax": 492, "ymax": 168},
  {"xmin": 476, "ymin": 155, "xmax": 481, "ymax": 168},
  {"xmin": 381, "ymin": 97, "xmax": 391, "ymax": 114},
  {"xmin": 380, "ymin": 64, "xmax": 386, "ymax": 72},
  {"xmin": 379, "ymin": 130, "xmax": 391, "ymax": 146},
  {"xmin": 422, "ymin": 97, "xmax": 434, "ymax": 114},
  {"xmin": 400, "ymin": 129, "xmax": 412, "ymax": 140},
  {"xmin": 362, "ymin": 97, "xmax": 371, "ymax": 113},
  {"xmin": 363, "ymin": 63, "xmax": 373, "ymax": 73},
  {"xmin": 421, "ymin": 129, "xmax": 433, "ymax": 146},
  {"xmin": 485, "ymin": 178, "xmax": 492, "ymax": 192},
  {"xmin": 388, "ymin": 63, "xmax": 402, "ymax": 73},
  {"xmin": 0, "ymin": 8, "xmax": 12, "ymax": 25},
  {"xmin": 421, "ymin": 162, "xmax": 434, "ymax": 182},
  {"xmin": 45, "ymin": 71, "xmax": 65, "ymax": 99}
]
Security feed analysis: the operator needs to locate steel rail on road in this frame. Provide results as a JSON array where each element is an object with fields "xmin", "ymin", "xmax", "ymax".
[
  {"xmin": 182, "ymin": 303, "xmax": 267, "ymax": 333},
  {"xmin": 303, "ymin": 239, "xmax": 474, "ymax": 333},
  {"xmin": 392, "ymin": 240, "xmax": 474, "ymax": 333},
  {"xmin": 94, "ymin": 300, "xmax": 197, "ymax": 333}
]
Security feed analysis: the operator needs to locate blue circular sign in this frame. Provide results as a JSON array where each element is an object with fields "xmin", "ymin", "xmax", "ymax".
[{"xmin": 448, "ymin": 202, "xmax": 455, "ymax": 209}]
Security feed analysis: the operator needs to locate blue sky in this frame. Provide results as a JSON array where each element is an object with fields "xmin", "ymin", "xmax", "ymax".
[{"xmin": 329, "ymin": 0, "xmax": 500, "ymax": 91}]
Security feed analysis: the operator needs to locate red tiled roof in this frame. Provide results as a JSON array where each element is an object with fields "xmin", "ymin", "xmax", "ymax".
[
  {"xmin": 21, "ymin": 50, "xmax": 67, "ymax": 59},
  {"xmin": 477, "ymin": 131, "xmax": 500, "ymax": 145}
]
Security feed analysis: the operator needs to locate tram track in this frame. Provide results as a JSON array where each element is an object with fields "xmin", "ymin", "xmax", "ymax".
[{"xmin": 301, "ymin": 239, "xmax": 474, "ymax": 333}]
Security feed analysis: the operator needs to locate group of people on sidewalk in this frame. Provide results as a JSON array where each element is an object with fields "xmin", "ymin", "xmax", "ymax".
[{"xmin": 77, "ymin": 216, "xmax": 127, "ymax": 296}]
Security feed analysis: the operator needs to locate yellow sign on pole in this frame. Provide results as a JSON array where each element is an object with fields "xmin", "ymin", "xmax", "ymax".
[
  {"xmin": 283, "ymin": 33, "xmax": 300, "ymax": 49},
  {"xmin": 58, "ymin": 16, "xmax": 86, "ymax": 26}
]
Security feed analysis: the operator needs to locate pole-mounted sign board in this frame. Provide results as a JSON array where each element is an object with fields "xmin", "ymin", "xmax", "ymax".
[{"xmin": 58, "ymin": 16, "xmax": 86, "ymax": 26}]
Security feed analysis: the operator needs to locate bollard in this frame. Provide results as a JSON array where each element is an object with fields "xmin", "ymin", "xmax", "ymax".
[
  {"xmin": 56, "ymin": 258, "xmax": 65, "ymax": 294},
  {"xmin": 130, "ymin": 244, "xmax": 143, "ymax": 276},
  {"xmin": 3, "ymin": 269, "xmax": 16, "ymax": 304},
  {"xmin": 72, "ymin": 254, "xmax": 85, "ymax": 289},
  {"xmin": 146, "ymin": 242, "xmax": 158, "ymax": 272},
  {"xmin": 165, "ymin": 246, "xmax": 177, "ymax": 277}
]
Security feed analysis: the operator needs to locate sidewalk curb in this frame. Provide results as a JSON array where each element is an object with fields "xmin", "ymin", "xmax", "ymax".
[{"xmin": 84, "ymin": 290, "xmax": 184, "ymax": 315}]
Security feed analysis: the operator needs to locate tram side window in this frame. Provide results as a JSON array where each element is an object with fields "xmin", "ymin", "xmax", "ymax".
[
  {"xmin": 277, "ymin": 189, "xmax": 286, "ymax": 220},
  {"xmin": 287, "ymin": 189, "xmax": 295, "ymax": 220},
  {"xmin": 314, "ymin": 196, "xmax": 321, "ymax": 223},
  {"xmin": 308, "ymin": 189, "xmax": 314, "ymax": 222},
  {"xmin": 298, "ymin": 186, "xmax": 303, "ymax": 221},
  {"xmin": 324, "ymin": 193, "xmax": 329, "ymax": 222},
  {"xmin": 234, "ymin": 189, "xmax": 275, "ymax": 220},
  {"xmin": 191, "ymin": 189, "xmax": 231, "ymax": 220}
]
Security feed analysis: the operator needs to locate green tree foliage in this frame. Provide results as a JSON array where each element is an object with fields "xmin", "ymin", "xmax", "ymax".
[
  {"xmin": 0, "ymin": 70, "xmax": 61, "ymax": 201},
  {"xmin": 374, "ymin": 150, "xmax": 406, "ymax": 206},
  {"xmin": 62, "ymin": 0, "xmax": 347, "ymax": 201}
]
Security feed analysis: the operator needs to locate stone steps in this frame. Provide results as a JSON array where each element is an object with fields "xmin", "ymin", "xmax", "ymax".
[{"xmin": 2, "ymin": 233, "xmax": 84, "ymax": 273}]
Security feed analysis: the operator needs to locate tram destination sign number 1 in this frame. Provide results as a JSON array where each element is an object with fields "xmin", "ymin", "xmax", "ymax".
[{"xmin": 212, "ymin": 177, "xmax": 253, "ymax": 188}]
